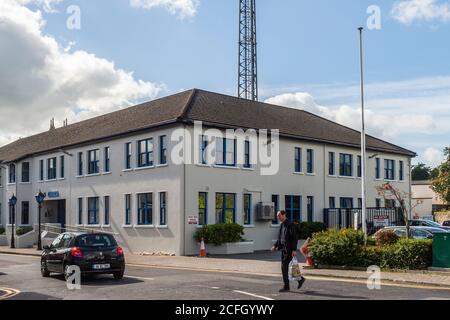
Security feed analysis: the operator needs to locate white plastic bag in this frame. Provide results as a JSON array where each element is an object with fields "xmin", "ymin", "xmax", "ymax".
[{"xmin": 288, "ymin": 256, "xmax": 302, "ymax": 281}]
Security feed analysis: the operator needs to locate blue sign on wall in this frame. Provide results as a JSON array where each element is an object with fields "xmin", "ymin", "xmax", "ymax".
[{"xmin": 47, "ymin": 191, "xmax": 60, "ymax": 198}]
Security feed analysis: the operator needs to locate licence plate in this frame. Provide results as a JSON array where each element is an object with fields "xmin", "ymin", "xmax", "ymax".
[{"xmin": 93, "ymin": 264, "xmax": 110, "ymax": 270}]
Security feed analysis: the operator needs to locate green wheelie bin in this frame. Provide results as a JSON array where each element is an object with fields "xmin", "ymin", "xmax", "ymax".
[{"xmin": 432, "ymin": 232, "xmax": 450, "ymax": 268}]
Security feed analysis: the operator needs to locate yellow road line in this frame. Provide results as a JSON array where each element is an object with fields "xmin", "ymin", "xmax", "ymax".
[{"xmin": 0, "ymin": 287, "xmax": 21, "ymax": 300}]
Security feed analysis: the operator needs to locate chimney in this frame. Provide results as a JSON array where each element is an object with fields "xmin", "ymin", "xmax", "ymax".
[{"xmin": 49, "ymin": 118, "xmax": 55, "ymax": 130}]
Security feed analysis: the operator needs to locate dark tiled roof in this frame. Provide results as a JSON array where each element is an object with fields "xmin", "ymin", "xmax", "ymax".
[{"xmin": 0, "ymin": 89, "xmax": 415, "ymax": 163}]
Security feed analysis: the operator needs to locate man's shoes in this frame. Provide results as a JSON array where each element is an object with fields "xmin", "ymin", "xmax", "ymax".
[
  {"xmin": 279, "ymin": 287, "xmax": 290, "ymax": 293},
  {"xmin": 297, "ymin": 277, "xmax": 306, "ymax": 289}
]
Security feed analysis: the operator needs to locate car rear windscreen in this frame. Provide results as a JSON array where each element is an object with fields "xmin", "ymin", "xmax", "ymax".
[{"xmin": 75, "ymin": 234, "xmax": 117, "ymax": 248}]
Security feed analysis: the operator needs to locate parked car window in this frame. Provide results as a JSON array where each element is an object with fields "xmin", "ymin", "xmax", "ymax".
[
  {"xmin": 75, "ymin": 234, "xmax": 117, "ymax": 248},
  {"xmin": 59, "ymin": 234, "xmax": 73, "ymax": 248},
  {"xmin": 51, "ymin": 234, "xmax": 64, "ymax": 248},
  {"xmin": 393, "ymin": 228, "xmax": 407, "ymax": 238},
  {"xmin": 411, "ymin": 229, "xmax": 430, "ymax": 239}
]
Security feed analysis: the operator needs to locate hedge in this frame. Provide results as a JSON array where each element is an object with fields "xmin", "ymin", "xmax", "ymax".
[
  {"xmin": 296, "ymin": 222, "xmax": 327, "ymax": 239},
  {"xmin": 194, "ymin": 224, "xmax": 245, "ymax": 246},
  {"xmin": 309, "ymin": 229, "xmax": 433, "ymax": 270},
  {"xmin": 15, "ymin": 227, "xmax": 33, "ymax": 236},
  {"xmin": 0, "ymin": 227, "xmax": 5, "ymax": 235}
]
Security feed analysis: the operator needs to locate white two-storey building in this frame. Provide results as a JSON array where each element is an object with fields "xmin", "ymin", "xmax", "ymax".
[{"xmin": 0, "ymin": 89, "xmax": 416, "ymax": 255}]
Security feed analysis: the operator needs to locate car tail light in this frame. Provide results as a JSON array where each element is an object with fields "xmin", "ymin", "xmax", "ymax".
[
  {"xmin": 117, "ymin": 247, "xmax": 124, "ymax": 256},
  {"xmin": 71, "ymin": 247, "xmax": 83, "ymax": 258}
]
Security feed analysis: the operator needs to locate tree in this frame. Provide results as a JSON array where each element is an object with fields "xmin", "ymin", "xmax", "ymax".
[
  {"xmin": 411, "ymin": 163, "xmax": 432, "ymax": 181},
  {"xmin": 376, "ymin": 183, "xmax": 411, "ymax": 239},
  {"xmin": 431, "ymin": 147, "xmax": 450, "ymax": 204}
]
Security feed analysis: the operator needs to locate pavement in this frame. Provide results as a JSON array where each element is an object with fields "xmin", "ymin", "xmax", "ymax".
[
  {"xmin": 1, "ymin": 253, "xmax": 450, "ymax": 300},
  {"xmin": 1, "ymin": 246, "xmax": 450, "ymax": 288}
]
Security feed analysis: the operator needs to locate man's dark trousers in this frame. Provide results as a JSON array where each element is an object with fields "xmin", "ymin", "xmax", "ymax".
[{"xmin": 281, "ymin": 250, "xmax": 293, "ymax": 288}]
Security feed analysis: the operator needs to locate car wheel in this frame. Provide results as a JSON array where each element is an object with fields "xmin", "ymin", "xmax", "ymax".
[
  {"xmin": 113, "ymin": 270, "xmax": 124, "ymax": 280},
  {"xmin": 41, "ymin": 261, "xmax": 50, "ymax": 277}
]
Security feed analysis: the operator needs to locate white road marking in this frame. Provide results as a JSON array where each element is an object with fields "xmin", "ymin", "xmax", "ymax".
[
  {"xmin": 233, "ymin": 290, "xmax": 274, "ymax": 301},
  {"xmin": 211, "ymin": 287, "xmax": 220, "ymax": 289},
  {"xmin": 125, "ymin": 275, "xmax": 155, "ymax": 281}
]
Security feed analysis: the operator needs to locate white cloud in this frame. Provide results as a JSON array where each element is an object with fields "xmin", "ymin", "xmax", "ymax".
[
  {"xmin": 129, "ymin": 0, "xmax": 199, "ymax": 19},
  {"xmin": 0, "ymin": 0, "xmax": 162, "ymax": 147},
  {"xmin": 391, "ymin": 0, "xmax": 450, "ymax": 25},
  {"xmin": 423, "ymin": 147, "xmax": 445, "ymax": 166}
]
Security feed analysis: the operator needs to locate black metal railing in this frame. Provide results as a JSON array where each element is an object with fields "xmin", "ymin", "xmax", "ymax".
[{"xmin": 323, "ymin": 207, "xmax": 404, "ymax": 235}]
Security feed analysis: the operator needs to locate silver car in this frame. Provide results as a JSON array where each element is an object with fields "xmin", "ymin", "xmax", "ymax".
[{"xmin": 374, "ymin": 226, "xmax": 448, "ymax": 240}]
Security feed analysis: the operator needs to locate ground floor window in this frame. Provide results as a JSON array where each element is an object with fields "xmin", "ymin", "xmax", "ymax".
[
  {"xmin": 385, "ymin": 199, "xmax": 396, "ymax": 208},
  {"xmin": 216, "ymin": 193, "xmax": 236, "ymax": 224},
  {"xmin": 329, "ymin": 197, "xmax": 336, "ymax": 209},
  {"xmin": 104, "ymin": 196, "xmax": 110, "ymax": 225},
  {"xmin": 125, "ymin": 194, "xmax": 131, "ymax": 225},
  {"xmin": 272, "ymin": 195, "xmax": 280, "ymax": 225},
  {"xmin": 307, "ymin": 196, "xmax": 314, "ymax": 222},
  {"xmin": 285, "ymin": 195, "xmax": 301, "ymax": 223},
  {"xmin": 243, "ymin": 194, "xmax": 252, "ymax": 225},
  {"xmin": 159, "ymin": 192, "xmax": 167, "ymax": 226},
  {"xmin": 78, "ymin": 198, "xmax": 83, "ymax": 225},
  {"xmin": 137, "ymin": 193, "xmax": 153, "ymax": 225},
  {"xmin": 198, "ymin": 192, "xmax": 208, "ymax": 226},
  {"xmin": 340, "ymin": 197, "xmax": 353, "ymax": 209},
  {"xmin": 376, "ymin": 198, "xmax": 382, "ymax": 208},
  {"xmin": 21, "ymin": 201, "xmax": 29, "ymax": 225},
  {"xmin": 88, "ymin": 197, "xmax": 99, "ymax": 225}
]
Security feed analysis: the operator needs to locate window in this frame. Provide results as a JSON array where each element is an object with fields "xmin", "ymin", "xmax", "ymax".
[
  {"xmin": 307, "ymin": 149, "xmax": 314, "ymax": 174},
  {"xmin": 199, "ymin": 135, "xmax": 208, "ymax": 165},
  {"xmin": 0, "ymin": 168, "xmax": 2, "ymax": 187},
  {"xmin": 399, "ymin": 161, "xmax": 404, "ymax": 181},
  {"xmin": 104, "ymin": 147, "xmax": 110, "ymax": 172},
  {"xmin": 60, "ymin": 156, "xmax": 65, "ymax": 178},
  {"xmin": 329, "ymin": 197, "xmax": 336, "ymax": 209},
  {"xmin": 125, "ymin": 194, "xmax": 131, "ymax": 225},
  {"xmin": 198, "ymin": 192, "xmax": 208, "ymax": 226},
  {"xmin": 285, "ymin": 196, "xmax": 301, "ymax": 223},
  {"xmin": 216, "ymin": 193, "xmax": 236, "ymax": 224},
  {"xmin": 340, "ymin": 197, "xmax": 353, "ymax": 209},
  {"xmin": 375, "ymin": 198, "xmax": 382, "ymax": 208},
  {"xmin": 137, "ymin": 139, "xmax": 154, "ymax": 168},
  {"xmin": 357, "ymin": 156, "xmax": 362, "ymax": 178},
  {"xmin": 21, "ymin": 201, "xmax": 29, "ymax": 225},
  {"xmin": 216, "ymin": 138, "xmax": 236, "ymax": 166},
  {"xmin": 384, "ymin": 159, "xmax": 395, "ymax": 180},
  {"xmin": 137, "ymin": 193, "xmax": 153, "ymax": 225},
  {"xmin": 78, "ymin": 152, "xmax": 84, "ymax": 176},
  {"xmin": 87, "ymin": 149, "xmax": 100, "ymax": 174},
  {"xmin": 385, "ymin": 199, "xmax": 396, "ymax": 208},
  {"xmin": 307, "ymin": 196, "xmax": 314, "ymax": 222},
  {"xmin": 78, "ymin": 198, "xmax": 83, "ymax": 225},
  {"xmin": 88, "ymin": 197, "xmax": 99, "ymax": 225},
  {"xmin": 125, "ymin": 143, "xmax": 132, "ymax": 169},
  {"xmin": 21, "ymin": 162, "xmax": 30, "ymax": 183},
  {"xmin": 339, "ymin": 154, "xmax": 353, "ymax": 177},
  {"xmin": 159, "ymin": 192, "xmax": 167, "ymax": 226},
  {"xmin": 358, "ymin": 198, "xmax": 363, "ymax": 209},
  {"xmin": 9, "ymin": 163, "xmax": 16, "ymax": 183},
  {"xmin": 244, "ymin": 194, "xmax": 252, "ymax": 225},
  {"xmin": 47, "ymin": 158, "xmax": 56, "ymax": 180},
  {"xmin": 329, "ymin": 152, "xmax": 335, "ymax": 175},
  {"xmin": 272, "ymin": 195, "xmax": 280, "ymax": 225},
  {"xmin": 375, "ymin": 158, "xmax": 381, "ymax": 179},
  {"xmin": 159, "ymin": 136, "xmax": 167, "ymax": 165},
  {"xmin": 294, "ymin": 147, "xmax": 302, "ymax": 173},
  {"xmin": 244, "ymin": 140, "xmax": 251, "ymax": 168},
  {"xmin": 104, "ymin": 196, "xmax": 110, "ymax": 225}
]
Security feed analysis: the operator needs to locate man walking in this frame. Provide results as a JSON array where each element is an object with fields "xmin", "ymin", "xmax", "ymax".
[{"xmin": 271, "ymin": 210, "xmax": 306, "ymax": 292}]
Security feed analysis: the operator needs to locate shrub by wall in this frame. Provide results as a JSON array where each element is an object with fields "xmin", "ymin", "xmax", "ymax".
[
  {"xmin": 0, "ymin": 227, "xmax": 5, "ymax": 235},
  {"xmin": 194, "ymin": 224, "xmax": 245, "ymax": 246},
  {"xmin": 375, "ymin": 229, "xmax": 400, "ymax": 246},
  {"xmin": 15, "ymin": 227, "xmax": 33, "ymax": 236},
  {"xmin": 296, "ymin": 222, "xmax": 327, "ymax": 240}
]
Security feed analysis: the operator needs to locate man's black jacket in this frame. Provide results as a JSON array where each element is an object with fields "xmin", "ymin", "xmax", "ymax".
[{"xmin": 274, "ymin": 219, "xmax": 298, "ymax": 254}]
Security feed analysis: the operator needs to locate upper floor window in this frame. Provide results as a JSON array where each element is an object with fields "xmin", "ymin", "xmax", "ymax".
[
  {"xmin": 39, "ymin": 160, "xmax": 44, "ymax": 181},
  {"xmin": 384, "ymin": 159, "xmax": 395, "ymax": 180},
  {"xmin": 104, "ymin": 147, "xmax": 110, "ymax": 172},
  {"xmin": 125, "ymin": 143, "xmax": 132, "ymax": 169},
  {"xmin": 87, "ymin": 149, "xmax": 100, "ymax": 175},
  {"xmin": 399, "ymin": 160, "xmax": 404, "ymax": 181},
  {"xmin": 244, "ymin": 140, "xmax": 251, "ymax": 168},
  {"xmin": 375, "ymin": 158, "xmax": 381, "ymax": 179},
  {"xmin": 0, "ymin": 167, "xmax": 2, "ymax": 187},
  {"xmin": 159, "ymin": 135, "xmax": 167, "ymax": 165},
  {"xmin": 357, "ymin": 156, "xmax": 362, "ymax": 178},
  {"xmin": 307, "ymin": 149, "xmax": 314, "ymax": 174},
  {"xmin": 294, "ymin": 147, "xmax": 302, "ymax": 173},
  {"xmin": 60, "ymin": 156, "xmax": 65, "ymax": 179},
  {"xmin": 21, "ymin": 162, "xmax": 30, "ymax": 183},
  {"xmin": 339, "ymin": 153, "xmax": 353, "ymax": 177},
  {"xmin": 328, "ymin": 152, "xmax": 335, "ymax": 175},
  {"xmin": 47, "ymin": 157, "xmax": 57, "ymax": 180},
  {"xmin": 199, "ymin": 135, "xmax": 208, "ymax": 165},
  {"xmin": 216, "ymin": 138, "xmax": 236, "ymax": 166},
  {"xmin": 78, "ymin": 152, "xmax": 83, "ymax": 176},
  {"xmin": 9, "ymin": 163, "xmax": 16, "ymax": 184},
  {"xmin": 137, "ymin": 138, "xmax": 154, "ymax": 168}
]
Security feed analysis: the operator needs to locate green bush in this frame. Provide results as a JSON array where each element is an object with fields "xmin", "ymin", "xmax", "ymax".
[
  {"xmin": 296, "ymin": 222, "xmax": 327, "ymax": 239},
  {"xmin": 375, "ymin": 229, "xmax": 400, "ymax": 246},
  {"xmin": 15, "ymin": 226, "xmax": 33, "ymax": 236},
  {"xmin": 309, "ymin": 229, "xmax": 366, "ymax": 266},
  {"xmin": 0, "ymin": 227, "xmax": 5, "ymax": 235},
  {"xmin": 194, "ymin": 224, "xmax": 245, "ymax": 246},
  {"xmin": 379, "ymin": 239, "xmax": 432, "ymax": 270}
]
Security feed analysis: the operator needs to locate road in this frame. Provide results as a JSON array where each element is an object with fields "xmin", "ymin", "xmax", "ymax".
[{"xmin": 0, "ymin": 254, "xmax": 449, "ymax": 300}]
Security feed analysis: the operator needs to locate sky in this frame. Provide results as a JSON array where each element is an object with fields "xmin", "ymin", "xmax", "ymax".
[{"xmin": 0, "ymin": 0, "xmax": 449, "ymax": 167}]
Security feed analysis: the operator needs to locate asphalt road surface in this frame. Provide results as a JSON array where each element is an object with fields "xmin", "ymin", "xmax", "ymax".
[{"xmin": 0, "ymin": 254, "xmax": 449, "ymax": 300}]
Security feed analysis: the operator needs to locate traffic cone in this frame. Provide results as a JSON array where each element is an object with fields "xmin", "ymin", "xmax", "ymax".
[{"xmin": 199, "ymin": 238, "xmax": 207, "ymax": 258}]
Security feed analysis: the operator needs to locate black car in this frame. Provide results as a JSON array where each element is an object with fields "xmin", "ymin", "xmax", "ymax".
[
  {"xmin": 41, "ymin": 232, "xmax": 125, "ymax": 280},
  {"xmin": 443, "ymin": 221, "xmax": 450, "ymax": 227}
]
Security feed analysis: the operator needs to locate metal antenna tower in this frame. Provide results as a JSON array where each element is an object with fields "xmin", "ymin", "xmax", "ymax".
[{"xmin": 238, "ymin": 0, "xmax": 258, "ymax": 101}]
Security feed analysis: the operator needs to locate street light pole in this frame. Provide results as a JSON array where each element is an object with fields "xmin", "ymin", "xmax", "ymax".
[
  {"xmin": 358, "ymin": 27, "xmax": 368, "ymax": 240},
  {"xmin": 35, "ymin": 190, "xmax": 46, "ymax": 251},
  {"xmin": 9, "ymin": 194, "xmax": 17, "ymax": 249}
]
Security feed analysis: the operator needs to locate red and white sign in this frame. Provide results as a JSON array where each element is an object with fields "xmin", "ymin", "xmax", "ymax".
[
  {"xmin": 188, "ymin": 216, "xmax": 199, "ymax": 225},
  {"xmin": 373, "ymin": 215, "xmax": 389, "ymax": 227}
]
